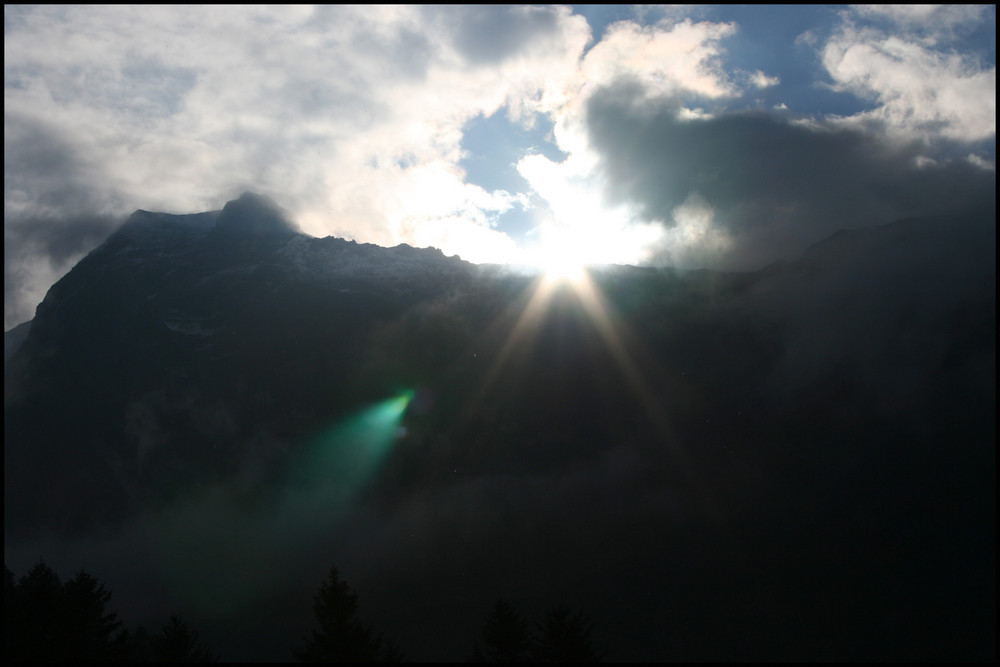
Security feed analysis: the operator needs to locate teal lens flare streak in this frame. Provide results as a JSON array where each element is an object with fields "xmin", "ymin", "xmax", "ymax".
[
  {"xmin": 146, "ymin": 390, "xmax": 415, "ymax": 617},
  {"xmin": 307, "ymin": 389, "xmax": 415, "ymax": 486}
]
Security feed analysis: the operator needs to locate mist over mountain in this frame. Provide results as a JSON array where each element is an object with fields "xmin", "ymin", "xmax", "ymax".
[{"xmin": 4, "ymin": 194, "xmax": 995, "ymax": 661}]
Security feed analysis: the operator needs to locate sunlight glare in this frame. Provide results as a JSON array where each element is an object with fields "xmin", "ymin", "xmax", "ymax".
[
  {"xmin": 526, "ymin": 223, "xmax": 594, "ymax": 285},
  {"xmin": 539, "ymin": 250, "xmax": 587, "ymax": 284}
]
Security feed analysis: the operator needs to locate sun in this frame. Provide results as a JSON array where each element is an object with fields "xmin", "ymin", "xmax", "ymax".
[
  {"xmin": 526, "ymin": 230, "xmax": 591, "ymax": 286},
  {"xmin": 540, "ymin": 251, "xmax": 587, "ymax": 284}
]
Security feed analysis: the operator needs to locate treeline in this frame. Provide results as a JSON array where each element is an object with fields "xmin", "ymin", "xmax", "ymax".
[
  {"xmin": 5, "ymin": 561, "xmax": 602, "ymax": 662},
  {"xmin": 4, "ymin": 561, "xmax": 217, "ymax": 662}
]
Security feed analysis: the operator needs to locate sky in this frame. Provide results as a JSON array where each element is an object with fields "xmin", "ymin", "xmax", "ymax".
[{"xmin": 4, "ymin": 4, "xmax": 996, "ymax": 330}]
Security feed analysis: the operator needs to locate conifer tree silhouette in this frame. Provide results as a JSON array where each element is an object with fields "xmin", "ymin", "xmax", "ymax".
[
  {"xmin": 293, "ymin": 566, "xmax": 388, "ymax": 662},
  {"xmin": 472, "ymin": 598, "xmax": 535, "ymax": 662},
  {"xmin": 532, "ymin": 605, "xmax": 602, "ymax": 662},
  {"xmin": 62, "ymin": 569, "xmax": 130, "ymax": 660},
  {"xmin": 4, "ymin": 560, "xmax": 128, "ymax": 661},
  {"xmin": 150, "ymin": 614, "xmax": 220, "ymax": 662}
]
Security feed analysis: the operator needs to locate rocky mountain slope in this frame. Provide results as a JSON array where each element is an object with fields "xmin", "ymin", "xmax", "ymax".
[{"xmin": 4, "ymin": 194, "xmax": 995, "ymax": 661}]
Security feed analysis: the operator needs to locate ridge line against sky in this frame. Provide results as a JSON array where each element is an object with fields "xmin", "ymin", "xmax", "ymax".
[{"xmin": 4, "ymin": 4, "xmax": 996, "ymax": 330}]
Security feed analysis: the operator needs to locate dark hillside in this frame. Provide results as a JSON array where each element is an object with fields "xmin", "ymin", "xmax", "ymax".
[{"xmin": 4, "ymin": 197, "xmax": 995, "ymax": 661}]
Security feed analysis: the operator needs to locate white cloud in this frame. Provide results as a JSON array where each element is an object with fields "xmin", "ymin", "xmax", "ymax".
[
  {"xmin": 515, "ymin": 151, "xmax": 665, "ymax": 267},
  {"xmin": 576, "ymin": 18, "xmax": 739, "ymax": 101},
  {"xmin": 407, "ymin": 215, "xmax": 522, "ymax": 265},
  {"xmin": 750, "ymin": 70, "xmax": 780, "ymax": 89},
  {"xmin": 4, "ymin": 5, "xmax": 597, "ymax": 325},
  {"xmin": 654, "ymin": 192, "xmax": 732, "ymax": 268},
  {"xmin": 8, "ymin": 5, "xmax": 990, "ymax": 329},
  {"xmin": 849, "ymin": 5, "xmax": 992, "ymax": 44},
  {"xmin": 795, "ymin": 30, "xmax": 818, "ymax": 47},
  {"xmin": 966, "ymin": 153, "xmax": 996, "ymax": 171},
  {"xmin": 3, "ymin": 6, "xmax": 591, "ymax": 234},
  {"xmin": 820, "ymin": 9, "xmax": 996, "ymax": 143},
  {"xmin": 507, "ymin": 16, "xmax": 745, "ymax": 269}
]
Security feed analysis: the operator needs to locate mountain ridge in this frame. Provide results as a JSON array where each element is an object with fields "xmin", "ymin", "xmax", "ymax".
[
  {"xmin": 4, "ymin": 195, "xmax": 995, "ymax": 661},
  {"xmin": 6, "ymin": 194, "xmax": 991, "ymax": 344},
  {"xmin": 7, "ymin": 194, "xmax": 992, "ymax": 532}
]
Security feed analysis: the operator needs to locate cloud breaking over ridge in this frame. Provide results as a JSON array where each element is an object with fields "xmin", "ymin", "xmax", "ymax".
[{"xmin": 4, "ymin": 4, "xmax": 996, "ymax": 328}]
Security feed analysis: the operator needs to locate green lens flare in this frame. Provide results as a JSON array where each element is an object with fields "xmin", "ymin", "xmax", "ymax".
[
  {"xmin": 307, "ymin": 390, "xmax": 414, "ymax": 486},
  {"xmin": 361, "ymin": 389, "xmax": 415, "ymax": 428},
  {"xmin": 148, "ymin": 390, "xmax": 416, "ymax": 617}
]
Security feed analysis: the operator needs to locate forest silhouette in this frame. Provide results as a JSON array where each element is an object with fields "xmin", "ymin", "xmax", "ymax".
[
  {"xmin": 470, "ymin": 599, "xmax": 602, "ymax": 662},
  {"xmin": 5, "ymin": 560, "xmax": 603, "ymax": 662},
  {"xmin": 5, "ymin": 561, "xmax": 219, "ymax": 662}
]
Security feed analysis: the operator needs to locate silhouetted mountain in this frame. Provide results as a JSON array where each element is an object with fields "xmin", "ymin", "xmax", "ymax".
[
  {"xmin": 4, "ymin": 195, "xmax": 995, "ymax": 661},
  {"xmin": 4, "ymin": 320, "xmax": 30, "ymax": 362},
  {"xmin": 4, "ymin": 193, "xmax": 476, "ymax": 535}
]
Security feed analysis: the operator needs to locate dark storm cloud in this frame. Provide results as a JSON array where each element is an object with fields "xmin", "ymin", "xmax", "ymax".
[
  {"xmin": 4, "ymin": 213, "xmax": 119, "ymax": 328},
  {"xmin": 3, "ymin": 214, "xmax": 117, "ymax": 272},
  {"xmin": 584, "ymin": 81, "xmax": 997, "ymax": 269},
  {"xmin": 426, "ymin": 4, "xmax": 564, "ymax": 65},
  {"xmin": 4, "ymin": 113, "xmax": 124, "ymax": 327},
  {"xmin": 4, "ymin": 113, "xmax": 112, "ymax": 216}
]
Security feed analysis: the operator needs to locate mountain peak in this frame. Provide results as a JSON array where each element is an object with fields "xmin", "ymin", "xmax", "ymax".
[{"xmin": 214, "ymin": 192, "xmax": 299, "ymax": 238}]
